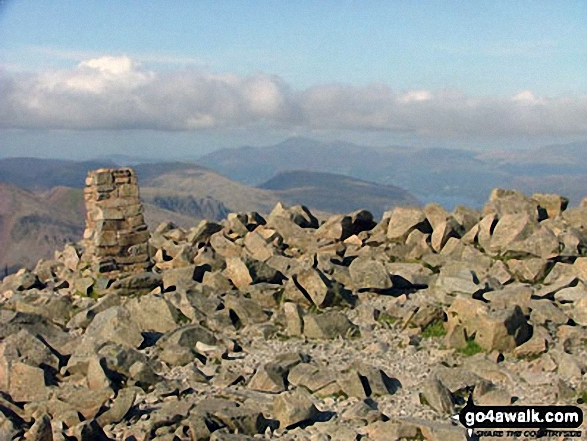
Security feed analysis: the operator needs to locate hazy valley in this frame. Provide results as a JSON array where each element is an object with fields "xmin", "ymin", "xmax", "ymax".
[{"xmin": 0, "ymin": 155, "xmax": 418, "ymax": 272}]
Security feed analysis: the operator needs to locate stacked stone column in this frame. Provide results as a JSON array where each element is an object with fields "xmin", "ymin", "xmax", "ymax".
[{"xmin": 81, "ymin": 168, "xmax": 150, "ymax": 276}]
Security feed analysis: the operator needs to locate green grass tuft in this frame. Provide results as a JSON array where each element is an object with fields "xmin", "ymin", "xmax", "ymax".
[
  {"xmin": 377, "ymin": 313, "xmax": 398, "ymax": 328},
  {"xmin": 421, "ymin": 321, "xmax": 447, "ymax": 338},
  {"xmin": 458, "ymin": 339, "xmax": 483, "ymax": 356}
]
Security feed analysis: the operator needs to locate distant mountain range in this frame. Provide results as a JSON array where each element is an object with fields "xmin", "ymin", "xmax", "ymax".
[
  {"xmin": 198, "ymin": 137, "xmax": 587, "ymax": 207},
  {"xmin": 0, "ymin": 158, "xmax": 417, "ymax": 272},
  {"xmin": 259, "ymin": 170, "xmax": 418, "ymax": 216},
  {"xmin": 3, "ymin": 137, "xmax": 587, "ymax": 273}
]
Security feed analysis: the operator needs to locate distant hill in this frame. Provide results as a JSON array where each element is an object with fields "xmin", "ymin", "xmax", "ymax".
[
  {"xmin": 0, "ymin": 158, "xmax": 206, "ymax": 190},
  {"xmin": 0, "ymin": 184, "xmax": 83, "ymax": 274},
  {"xmin": 260, "ymin": 170, "xmax": 419, "ymax": 218},
  {"xmin": 0, "ymin": 158, "xmax": 116, "ymax": 190},
  {"xmin": 140, "ymin": 167, "xmax": 282, "ymax": 214},
  {"xmin": 0, "ymin": 184, "xmax": 203, "ymax": 273},
  {"xmin": 0, "ymin": 158, "xmax": 422, "ymax": 272},
  {"xmin": 198, "ymin": 137, "xmax": 587, "ymax": 207}
]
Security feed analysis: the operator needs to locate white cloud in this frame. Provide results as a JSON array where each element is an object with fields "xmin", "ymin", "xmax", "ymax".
[
  {"xmin": 0, "ymin": 55, "xmax": 586, "ymax": 138},
  {"xmin": 398, "ymin": 90, "xmax": 433, "ymax": 103}
]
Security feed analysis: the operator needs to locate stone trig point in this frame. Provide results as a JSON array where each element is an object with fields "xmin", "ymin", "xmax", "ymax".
[{"xmin": 80, "ymin": 168, "xmax": 150, "ymax": 276}]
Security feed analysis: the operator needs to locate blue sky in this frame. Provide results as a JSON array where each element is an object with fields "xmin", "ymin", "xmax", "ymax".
[{"xmin": 0, "ymin": 0, "xmax": 586, "ymax": 158}]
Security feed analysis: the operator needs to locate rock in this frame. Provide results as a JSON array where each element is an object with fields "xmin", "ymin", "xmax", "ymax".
[
  {"xmin": 248, "ymin": 363, "xmax": 287, "ymax": 393},
  {"xmin": 161, "ymin": 265, "xmax": 202, "ymax": 290},
  {"xmin": 553, "ymin": 350, "xmax": 584, "ymax": 381},
  {"xmin": 96, "ymin": 387, "xmax": 137, "ymax": 426},
  {"xmin": 223, "ymin": 257, "xmax": 253, "ymax": 289},
  {"xmin": 87, "ymin": 356, "xmax": 112, "ymax": 390},
  {"xmin": 483, "ymin": 188, "xmax": 542, "ymax": 220},
  {"xmin": 109, "ymin": 272, "xmax": 162, "ymax": 296},
  {"xmin": 544, "ymin": 262, "xmax": 578, "ymax": 284},
  {"xmin": 127, "ymin": 294, "xmax": 180, "ymax": 333},
  {"xmin": 8, "ymin": 362, "xmax": 49, "ymax": 403},
  {"xmin": 269, "ymin": 202, "xmax": 318, "ymax": 229},
  {"xmin": 96, "ymin": 344, "xmax": 149, "ymax": 379},
  {"xmin": 315, "ymin": 214, "xmax": 354, "ymax": 241},
  {"xmin": 210, "ymin": 232, "xmax": 242, "ymax": 258},
  {"xmin": 514, "ymin": 327, "xmax": 549, "ymax": 358},
  {"xmin": 399, "ymin": 417, "xmax": 468, "ymax": 441},
  {"xmin": 434, "ymin": 267, "xmax": 482, "ymax": 296},
  {"xmin": 283, "ymin": 302, "xmax": 304, "ymax": 336},
  {"xmin": 489, "ymin": 213, "xmax": 536, "ymax": 254},
  {"xmin": 224, "ymin": 295, "xmax": 270, "ymax": 327},
  {"xmin": 507, "ymin": 258, "xmax": 549, "ymax": 284},
  {"xmin": 66, "ymin": 419, "xmax": 110, "ymax": 440},
  {"xmin": 202, "ymin": 271, "xmax": 233, "ymax": 293},
  {"xmin": 445, "ymin": 297, "xmax": 531, "ymax": 352},
  {"xmin": 129, "ymin": 360, "xmax": 160, "ymax": 387},
  {"xmin": 223, "ymin": 256, "xmax": 285, "ymax": 289},
  {"xmin": 265, "ymin": 215, "xmax": 315, "ymax": 250},
  {"xmin": 24, "ymin": 412, "xmax": 52, "ymax": 441},
  {"xmin": 475, "ymin": 213, "xmax": 497, "ymax": 251},
  {"xmin": 473, "ymin": 381, "xmax": 512, "ymax": 406},
  {"xmin": 340, "ymin": 399, "xmax": 386, "ymax": 425},
  {"xmin": 293, "ymin": 268, "xmax": 338, "ymax": 308},
  {"xmin": 0, "ymin": 329, "xmax": 60, "ymax": 391},
  {"xmin": 303, "ymin": 311, "xmax": 358, "ymax": 339},
  {"xmin": 188, "ymin": 220, "xmax": 223, "ymax": 245},
  {"xmin": 452, "ymin": 205, "xmax": 480, "ymax": 233},
  {"xmin": 532, "ymin": 193, "xmax": 569, "ymax": 219},
  {"xmin": 386, "ymin": 207, "xmax": 431, "ymax": 242},
  {"xmin": 430, "ymin": 217, "xmax": 461, "ymax": 253},
  {"xmin": 339, "ymin": 363, "xmax": 398, "ymax": 398},
  {"xmin": 288, "ymin": 363, "xmax": 337, "ymax": 393},
  {"xmin": 363, "ymin": 419, "xmax": 421, "ymax": 441},
  {"xmin": 7, "ymin": 269, "xmax": 43, "ymax": 291},
  {"xmin": 67, "ymin": 292, "xmax": 121, "ymax": 329},
  {"xmin": 509, "ymin": 226, "xmax": 560, "ymax": 259},
  {"xmin": 483, "ymin": 284, "xmax": 533, "ymax": 310},
  {"xmin": 157, "ymin": 324, "xmax": 218, "ymax": 351},
  {"xmin": 273, "ymin": 388, "xmax": 320, "ymax": 429},
  {"xmin": 424, "ymin": 203, "xmax": 449, "ymax": 230},
  {"xmin": 84, "ymin": 306, "xmax": 144, "ymax": 348},
  {"xmin": 386, "ymin": 263, "xmax": 433, "ymax": 287},
  {"xmin": 213, "ymin": 404, "xmax": 270, "ymax": 436},
  {"xmin": 349, "ymin": 257, "xmax": 392, "ymax": 291},
  {"xmin": 244, "ymin": 230, "xmax": 277, "ymax": 262},
  {"xmin": 529, "ymin": 299, "xmax": 568, "ymax": 325},
  {"xmin": 572, "ymin": 295, "xmax": 587, "ymax": 325},
  {"xmin": 420, "ymin": 375, "xmax": 454, "ymax": 414}
]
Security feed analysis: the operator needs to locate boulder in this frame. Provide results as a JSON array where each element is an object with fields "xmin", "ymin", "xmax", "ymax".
[
  {"xmin": 532, "ymin": 193, "xmax": 569, "ymax": 219},
  {"xmin": 349, "ymin": 257, "xmax": 392, "ymax": 291},
  {"xmin": 293, "ymin": 268, "xmax": 338, "ymax": 308},
  {"xmin": 387, "ymin": 207, "xmax": 431, "ymax": 243},
  {"xmin": 446, "ymin": 297, "xmax": 531, "ymax": 352},
  {"xmin": 84, "ymin": 306, "xmax": 144, "ymax": 348},
  {"xmin": 488, "ymin": 213, "xmax": 536, "ymax": 254},
  {"xmin": 273, "ymin": 388, "xmax": 320, "ymax": 429},
  {"xmin": 303, "ymin": 311, "xmax": 358, "ymax": 339},
  {"xmin": 483, "ymin": 188, "xmax": 542, "ymax": 221},
  {"xmin": 268, "ymin": 202, "xmax": 318, "ymax": 229},
  {"xmin": 126, "ymin": 294, "xmax": 180, "ymax": 333},
  {"xmin": 420, "ymin": 375, "xmax": 454, "ymax": 414}
]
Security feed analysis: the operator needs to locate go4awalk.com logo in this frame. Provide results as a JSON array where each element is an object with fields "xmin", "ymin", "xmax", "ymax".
[{"xmin": 452, "ymin": 396, "xmax": 584, "ymax": 439}]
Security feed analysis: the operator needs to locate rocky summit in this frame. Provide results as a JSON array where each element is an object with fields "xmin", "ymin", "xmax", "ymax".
[{"xmin": 0, "ymin": 170, "xmax": 587, "ymax": 441}]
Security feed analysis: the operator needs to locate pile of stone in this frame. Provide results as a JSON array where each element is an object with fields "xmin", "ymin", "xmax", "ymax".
[
  {"xmin": 0, "ymin": 170, "xmax": 586, "ymax": 440},
  {"xmin": 80, "ymin": 168, "xmax": 150, "ymax": 276}
]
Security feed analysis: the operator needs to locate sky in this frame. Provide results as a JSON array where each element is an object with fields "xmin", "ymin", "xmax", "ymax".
[{"xmin": 0, "ymin": 0, "xmax": 586, "ymax": 159}]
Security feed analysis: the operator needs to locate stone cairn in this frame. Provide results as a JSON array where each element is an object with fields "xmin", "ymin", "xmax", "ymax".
[{"xmin": 80, "ymin": 168, "xmax": 150, "ymax": 276}]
